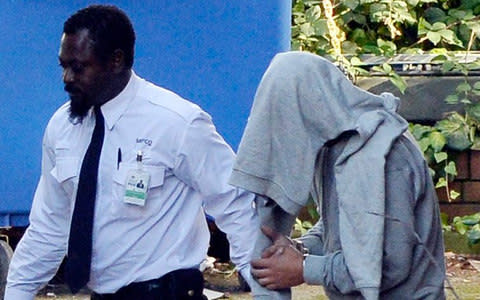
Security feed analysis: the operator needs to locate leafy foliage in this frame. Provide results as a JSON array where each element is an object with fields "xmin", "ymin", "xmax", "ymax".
[
  {"xmin": 291, "ymin": 0, "xmax": 480, "ymax": 91},
  {"xmin": 291, "ymin": 0, "xmax": 480, "ymax": 243},
  {"xmin": 292, "ymin": 0, "xmax": 480, "ymax": 56},
  {"xmin": 293, "ymin": 218, "xmax": 314, "ymax": 237},
  {"xmin": 442, "ymin": 212, "xmax": 480, "ymax": 245},
  {"xmin": 409, "ymin": 123, "xmax": 460, "ymax": 201}
]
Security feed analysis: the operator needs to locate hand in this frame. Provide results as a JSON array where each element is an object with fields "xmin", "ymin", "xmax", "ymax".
[
  {"xmin": 259, "ymin": 225, "xmax": 292, "ymax": 258},
  {"xmin": 250, "ymin": 226, "xmax": 305, "ymax": 289}
]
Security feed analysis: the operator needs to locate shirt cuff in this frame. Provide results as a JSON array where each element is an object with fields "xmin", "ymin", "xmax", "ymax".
[
  {"xmin": 4, "ymin": 286, "xmax": 36, "ymax": 300},
  {"xmin": 302, "ymin": 254, "xmax": 327, "ymax": 285},
  {"xmin": 297, "ymin": 236, "xmax": 323, "ymax": 255}
]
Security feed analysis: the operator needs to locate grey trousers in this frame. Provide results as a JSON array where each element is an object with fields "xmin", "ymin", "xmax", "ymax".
[{"xmin": 249, "ymin": 195, "xmax": 297, "ymax": 300}]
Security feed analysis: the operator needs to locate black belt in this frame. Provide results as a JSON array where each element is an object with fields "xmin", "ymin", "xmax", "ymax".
[{"xmin": 91, "ymin": 268, "xmax": 206, "ymax": 300}]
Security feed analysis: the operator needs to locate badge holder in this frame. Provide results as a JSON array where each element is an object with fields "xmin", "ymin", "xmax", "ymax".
[{"xmin": 124, "ymin": 150, "xmax": 150, "ymax": 206}]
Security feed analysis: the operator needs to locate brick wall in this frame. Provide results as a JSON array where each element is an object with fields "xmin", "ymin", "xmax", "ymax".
[{"xmin": 438, "ymin": 150, "xmax": 480, "ymax": 218}]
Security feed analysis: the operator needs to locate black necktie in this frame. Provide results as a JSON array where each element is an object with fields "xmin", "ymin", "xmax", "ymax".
[{"xmin": 65, "ymin": 106, "xmax": 104, "ymax": 293}]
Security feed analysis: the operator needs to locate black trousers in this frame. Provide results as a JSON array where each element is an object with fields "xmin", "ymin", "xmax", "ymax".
[{"xmin": 91, "ymin": 269, "xmax": 207, "ymax": 300}]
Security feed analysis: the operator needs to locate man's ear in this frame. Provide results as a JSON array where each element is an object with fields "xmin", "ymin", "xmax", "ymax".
[{"xmin": 110, "ymin": 49, "xmax": 125, "ymax": 73}]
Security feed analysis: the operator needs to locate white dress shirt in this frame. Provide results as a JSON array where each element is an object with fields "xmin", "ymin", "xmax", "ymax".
[{"xmin": 5, "ymin": 72, "xmax": 258, "ymax": 299}]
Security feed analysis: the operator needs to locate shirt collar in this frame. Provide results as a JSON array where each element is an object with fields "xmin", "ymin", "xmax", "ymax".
[{"xmin": 99, "ymin": 71, "xmax": 138, "ymax": 130}]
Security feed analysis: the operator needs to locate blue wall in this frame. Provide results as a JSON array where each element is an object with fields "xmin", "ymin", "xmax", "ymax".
[{"xmin": 0, "ymin": 1, "xmax": 291, "ymax": 226}]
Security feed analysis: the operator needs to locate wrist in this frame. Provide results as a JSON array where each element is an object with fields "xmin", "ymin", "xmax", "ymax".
[
  {"xmin": 290, "ymin": 238, "xmax": 309, "ymax": 256},
  {"xmin": 302, "ymin": 254, "xmax": 309, "ymax": 282},
  {"xmin": 291, "ymin": 238, "xmax": 309, "ymax": 283}
]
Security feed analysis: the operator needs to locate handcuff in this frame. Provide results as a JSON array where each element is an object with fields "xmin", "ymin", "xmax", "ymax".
[
  {"xmin": 287, "ymin": 237, "xmax": 309, "ymax": 257},
  {"xmin": 289, "ymin": 238, "xmax": 309, "ymax": 271}
]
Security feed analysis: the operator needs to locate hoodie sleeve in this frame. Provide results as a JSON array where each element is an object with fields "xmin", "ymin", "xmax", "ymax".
[
  {"xmin": 302, "ymin": 137, "xmax": 418, "ymax": 297},
  {"xmin": 297, "ymin": 221, "xmax": 324, "ymax": 255}
]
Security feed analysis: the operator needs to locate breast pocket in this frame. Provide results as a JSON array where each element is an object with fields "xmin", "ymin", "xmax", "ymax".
[
  {"xmin": 111, "ymin": 163, "xmax": 166, "ymax": 218},
  {"xmin": 50, "ymin": 157, "xmax": 80, "ymax": 200}
]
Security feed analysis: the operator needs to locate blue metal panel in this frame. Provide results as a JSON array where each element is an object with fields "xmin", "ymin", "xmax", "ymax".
[{"xmin": 0, "ymin": 1, "xmax": 291, "ymax": 226}]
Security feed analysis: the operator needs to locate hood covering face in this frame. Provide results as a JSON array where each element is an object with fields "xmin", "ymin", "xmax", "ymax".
[{"xmin": 229, "ymin": 51, "xmax": 408, "ymax": 298}]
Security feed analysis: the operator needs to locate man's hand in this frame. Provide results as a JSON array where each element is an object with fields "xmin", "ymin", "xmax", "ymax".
[
  {"xmin": 259, "ymin": 225, "xmax": 292, "ymax": 256},
  {"xmin": 250, "ymin": 226, "xmax": 305, "ymax": 289}
]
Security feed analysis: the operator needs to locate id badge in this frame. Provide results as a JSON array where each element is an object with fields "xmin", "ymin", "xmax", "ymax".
[{"xmin": 124, "ymin": 169, "xmax": 150, "ymax": 206}]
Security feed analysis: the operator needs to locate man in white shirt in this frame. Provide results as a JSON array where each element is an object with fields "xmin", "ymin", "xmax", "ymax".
[{"xmin": 5, "ymin": 4, "xmax": 257, "ymax": 300}]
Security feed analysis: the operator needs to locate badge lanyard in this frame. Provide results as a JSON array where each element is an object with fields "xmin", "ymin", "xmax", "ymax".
[{"xmin": 124, "ymin": 150, "xmax": 150, "ymax": 206}]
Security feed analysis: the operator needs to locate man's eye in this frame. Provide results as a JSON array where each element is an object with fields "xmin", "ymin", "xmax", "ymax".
[{"xmin": 72, "ymin": 64, "xmax": 84, "ymax": 73}]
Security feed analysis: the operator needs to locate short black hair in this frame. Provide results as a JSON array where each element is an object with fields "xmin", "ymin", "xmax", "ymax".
[{"xmin": 64, "ymin": 5, "xmax": 135, "ymax": 68}]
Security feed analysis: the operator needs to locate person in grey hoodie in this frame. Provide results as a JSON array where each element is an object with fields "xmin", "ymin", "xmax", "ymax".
[{"xmin": 229, "ymin": 51, "xmax": 446, "ymax": 299}]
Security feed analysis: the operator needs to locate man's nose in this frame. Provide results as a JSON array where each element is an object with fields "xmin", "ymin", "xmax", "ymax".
[{"xmin": 63, "ymin": 68, "xmax": 74, "ymax": 83}]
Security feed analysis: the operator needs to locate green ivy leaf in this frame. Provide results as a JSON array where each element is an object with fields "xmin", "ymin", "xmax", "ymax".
[
  {"xmin": 390, "ymin": 74, "xmax": 407, "ymax": 94},
  {"xmin": 312, "ymin": 19, "xmax": 329, "ymax": 36},
  {"xmin": 468, "ymin": 21, "xmax": 480, "ymax": 35},
  {"xmin": 344, "ymin": 0, "xmax": 360, "ymax": 10},
  {"xmin": 305, "ymin": 220, "xmax": 313, "ymax": 228},
  {"xmin": 410, "ymin": 124, "xmax": 433, "ymax": 140},
  {"xmin": 441, "ymin": 212, "xmax": 450, "ymax": 226},
  {"xmin": 471, "ymin": 136, "xmax": 480, "ymax": 150},
  {"xmin": 436, "ymin": 113, "xmax": 473, "ymax": 150},
  {"xmin": 429, "ymin": 167, "xmax": 436, "ymax": 178},
  {"xmin": 436, "ymin": 177, "xmax": 447, "ymax": 188},
  {"xmin": 407, "ymin": 0, "xmax": 419, "ymax": 6},
  {"xmin": 419, "ymin": 18, "xmax": 432, "ymax": 32},
  {"xmin": 342, "ymin": 41, "xmax": 359, "ymax": 54},
  {"xmin": 292, "ymin": 1, "xmax": 305, "ymax": 13},
  {"xmin": 291, "ymin": 41, "xmax": 301, "ymax": 51},
  {"xmin": 450, "ymin": 190, "xmax": 460, "ymax": 200},
  {"xmin": 353, "ymin": 13, "xmax": 367, "ymax": 25},
  {"xmin": 350, "ymin": 56, "xmax": 363, "ymax": 66},
  {"xmin": 377, "ymin": 39, "xmax": 397, "ymax": 49},
  {"xmin": 438, "ymin": 29, "xmax": 463, "ymax": 46},
  {"xmin": 424, "ymin": 7, "xmax": 446, "ymax": 23},
  {"xmin": 370, "ymin": 3, "xmax": 388, "ymax": 21},
  {"xmin": 462, "ymin": 216, "xmax": 480, "ymax": 226},
  {"xmin": 427, "ymin": 31, "xmax": 442, "ymax": 45},
  {"xmin": 436, "ymin": 113, "xmax": 464, "ymax": 132},
  {"xmin": 444, "ymin": 161, "xmax": 457, "ymax": 176},
  {"xmin": 382, "ymin": 62, "xmax": 392, "ymax": 73},
  {"xmin": 442, "ymin": 60, "xmax": 456, "ymax": 73},
  {"xmin": 362, "ymin": 42, "xmax": 382, "ymax": 54},
  {"xmin": 434, "ymin": 151, "xmax": 448, "ymax": 163},
  {"xmin": 455, "ymin": 223, "xmax": 469, "ymax": 235},
  {"xmin": 371, "ymin": 65, "xmax": 384, "ymax": 73},
  {"xmin": 445, "ymin": 94, "xmax": 459, "ymax": 104},
  {"xmin": 448, "ymin": 8, "xmax": 467, "ymax": 20},
  {"xmin": 305, "ymin": 5, "xmax": 322, "ymax": 23},
  {"xmin": 467, "ymin": 229, "xmax": 480, "ymax": 245},
  {"xmin": 429, "ymin": 131, "xmax": 447, "ymax": 152},
  {"xmin": 300, "ymin": 23, "xmax": 316, "ymax": 37},
  {"xmin": 447, "ymin": 134, "xmax": 472, "ymax": 151},
  {"xmin": 418, "ymin": 137, "xmax": 431, "ymax": 152},
  {"xmin": 354, "ymin": 67, "xmax": 370, "ymax": 76},
  {"xmin": 466, "ymin": 103, "xmax": 480, "ymax": 123},
  {"xmin": 432, "ymin": 22, "xmax": 446, "ymax": 31},
  {"xmin": 432, "ymin": 50, "xmax": 448, "ymax": 58},
  {"xmin": 456, "ymin": 82, "xmax": 472, "ymax": 93}
]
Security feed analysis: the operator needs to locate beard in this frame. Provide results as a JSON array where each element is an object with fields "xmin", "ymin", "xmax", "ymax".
[
  {"xmin": 65, "ymin": 84, "xmax": 91, "ymax": 123},
  {"xmin": 69, "ymin": 97, "xmax": 91, "ymax": 123}
]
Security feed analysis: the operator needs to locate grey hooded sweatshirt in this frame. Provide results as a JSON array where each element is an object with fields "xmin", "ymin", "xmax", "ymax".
[{"xmin": 229, "ymin": 51, "xmax": 445, "ymax": 299}]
